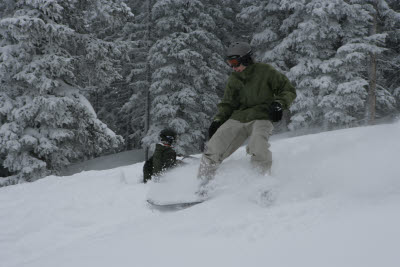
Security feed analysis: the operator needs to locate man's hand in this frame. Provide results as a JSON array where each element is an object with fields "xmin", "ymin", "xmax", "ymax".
[
  {"xmin": 269, "ymin": 101, "xmax": 283, "ymax": 122},
  {"xmin": 208, "ymin": 120, "xmax": 223, "ymax": 139}
]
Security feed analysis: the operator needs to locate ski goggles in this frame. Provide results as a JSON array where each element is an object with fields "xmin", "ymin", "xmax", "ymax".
[{"xmin": 227, "ymin": 56, "xmax": 241, "ymax": 68}]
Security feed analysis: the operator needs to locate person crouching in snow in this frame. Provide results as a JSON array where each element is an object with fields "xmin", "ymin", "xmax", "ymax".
[
  {"xmin": 197, "ymin": 41, "xmax": 296, "ymax": 195},
  {"xmin": 143, "ymin": 128, "xmax": 178, "ymax": 183}
]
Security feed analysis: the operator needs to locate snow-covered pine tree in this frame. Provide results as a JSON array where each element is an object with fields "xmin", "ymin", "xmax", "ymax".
[
  {"xmin": 312, "ymin": 0, "xmax": 384, "ymax": 129},
  {"xmin": 143, "ymin": 0, "xmax": 228, "ymax": 155},
  {"xmin": 238, "ymin": 0, "xmax": 288, "ymax": 64},
  {"xmin": 117, "ymin": 0, "xmax": 155, "ymax": 152},
  {"xmin": 205, "ymin": 0, "xmax": 241, "ymax": 45},
  {"xmin": 72, "ymin": 0, "xmax": 135, "ymax": 144},
  {"xmin": 356, "ymin": 0, "xmax": 400, "ymax": 122},
  {"xmin": 243, "ymin": 0, "xmax": 397, "ymax": 131},
  {"xmin": 384, "ymin": 1, "xmax": 400, "ymax": 112},
  {"xmin": 0, "ymin": 0, "xmax": 130, "ymax": 186}
]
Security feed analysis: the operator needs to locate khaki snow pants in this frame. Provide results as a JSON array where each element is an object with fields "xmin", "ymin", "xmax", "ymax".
[{"xmin": 198, "ymin": 119, "xmax": 274, "ymax": 183}]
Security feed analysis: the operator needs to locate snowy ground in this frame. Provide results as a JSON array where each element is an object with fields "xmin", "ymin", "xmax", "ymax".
[{"xmin": 1, "ymin": 121, "xmax": 400, "ymax": 267}]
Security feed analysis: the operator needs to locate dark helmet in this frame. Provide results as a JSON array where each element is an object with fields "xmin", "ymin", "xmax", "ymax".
[
  {"xmin": 160, "ymin": 128, "xmax": 177, "ymax": 144},
  {"xmin": 226, "ymin": 42, "xmax": 253, "ymax": 66}
]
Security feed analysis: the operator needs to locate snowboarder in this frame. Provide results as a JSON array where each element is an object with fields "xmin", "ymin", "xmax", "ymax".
[
  {"xmin": 143, "ymin": 128, "xmax": 178, "ymax": 183},
  {"xmin": 197, "ymin": 41, "xmax": 296, "ymax": 193}
]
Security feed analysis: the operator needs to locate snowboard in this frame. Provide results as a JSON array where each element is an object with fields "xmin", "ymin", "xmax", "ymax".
[{"xmin": 146, "ymin": 198, "xmax": 205, "ymax": 211}]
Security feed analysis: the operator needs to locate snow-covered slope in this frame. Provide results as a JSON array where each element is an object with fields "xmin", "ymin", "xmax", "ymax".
[{"xmin": 1, "ymin": 122, "xmax": 400, "ymax": 267}]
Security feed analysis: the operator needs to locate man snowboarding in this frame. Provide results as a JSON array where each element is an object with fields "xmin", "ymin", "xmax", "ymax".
[{"xmin": 197, "ymin": 42, "xmax": 296, "ymax": 194}]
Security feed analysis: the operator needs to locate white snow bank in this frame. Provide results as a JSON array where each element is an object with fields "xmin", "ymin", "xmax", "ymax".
[{"xmin": 1, "ymin": 121, "xmax": 400, "ymax": 267}]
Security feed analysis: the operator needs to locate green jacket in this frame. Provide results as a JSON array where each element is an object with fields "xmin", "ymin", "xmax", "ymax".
[{"xmin": 215, "ymin": 63, "xmax": 296, "ymax": 123}]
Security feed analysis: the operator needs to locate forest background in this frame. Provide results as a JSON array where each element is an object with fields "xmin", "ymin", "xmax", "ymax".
[{"xmin": 0, "ymin": 0, "xmax": 399, "ymax": 186}]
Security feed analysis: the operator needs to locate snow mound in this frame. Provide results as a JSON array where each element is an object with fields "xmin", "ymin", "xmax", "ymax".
[{"xmin": 1, "ymin": 121, "xmax": 400, "ymax": 267}]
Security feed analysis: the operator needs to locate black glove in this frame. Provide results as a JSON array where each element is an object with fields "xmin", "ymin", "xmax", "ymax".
[
  {"xmin": 269, "ymin": 101, "xmax": 283, "ymax": 122},
  {"xmin": 208, "ymin": 120, "xmax": 223, "ymax": 139}
]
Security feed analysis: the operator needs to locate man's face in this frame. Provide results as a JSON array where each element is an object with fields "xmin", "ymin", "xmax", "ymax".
[
  {"xmin": 232, "ymin": 64, "xmax": 246, "ymax": 72},
  {"xmin": 227, "ymin": 56, "xmax": 246, "ymax": 72}
]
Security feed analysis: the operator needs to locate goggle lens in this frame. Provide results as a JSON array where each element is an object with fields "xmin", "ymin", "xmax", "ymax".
[{"xmin": 227, "ymin": 58, "xmax": 241, "ymax": 68}]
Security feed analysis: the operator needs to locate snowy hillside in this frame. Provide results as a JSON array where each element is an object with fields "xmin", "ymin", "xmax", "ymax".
[{"xmin": 1, "ymin": 121, "xmax": 400, "ymax": 267}]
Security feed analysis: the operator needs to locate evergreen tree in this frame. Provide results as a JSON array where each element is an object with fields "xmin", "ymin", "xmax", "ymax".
[
  {"xmin": 73, "ymin": 0, "xmax": 135, "ymax": 146},
  {"xmin": 143, "ymin": 0, "xmax": 229, "ymax": 155},
  {"xmin": 238, "ymin": 0, "xmax": 287, "ymax": 61},
  {"xmin": 0, "ymin": 0, "xmax": 131, "ymax": 186},
  {"xmin": 384, "ymin": 0, "xmax": 400, "ymax": 110},
  {"xmin": 120, "ymin": 0, "xmax": 237, "ymax": 155},
  {"xmin": 365, "ymin": 0, "xmax": 400, "ymax": 120},
  {"xmin": 242, "ymin": 0, "xmax": 399, "ymax": 130},
  {"xmin": 205, "ymin": 0, "xmax": 241, "ymax": 45},
  {"xmin": 118, "ymin": 0, "xmax": 155, "ymax": 152}
]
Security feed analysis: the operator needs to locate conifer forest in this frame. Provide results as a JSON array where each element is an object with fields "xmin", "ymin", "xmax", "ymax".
[{"xmin": 1, "ymin": 0, "xmax": 399, "ymax": 185}]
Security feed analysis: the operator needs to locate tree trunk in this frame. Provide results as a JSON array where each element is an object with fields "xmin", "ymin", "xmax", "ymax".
[
  {"xmin": 367, "ymin": 3, "xmax": 378, "ymax": 125},
  {"xmin": 144, "ymin": 0, "xmax": 152, "ymax": 160}
]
